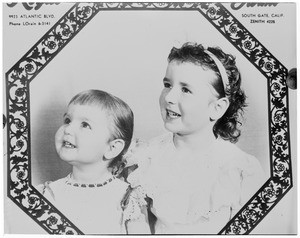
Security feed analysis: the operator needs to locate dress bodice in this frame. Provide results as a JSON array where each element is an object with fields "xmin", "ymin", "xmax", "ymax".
[
  {"xmin": 130, "ymin": 134, "xmax": 265, "ymax": 234},
  {"xmin": 37, "ymin": 176, "xmax": 129, "ymax": 234}
]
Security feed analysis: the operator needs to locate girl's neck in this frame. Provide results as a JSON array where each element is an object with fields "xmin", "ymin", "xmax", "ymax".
[
  {"xmin": 71, "ymin": 162, "xmax": 112, "ymax": 184},
  {"xmin": 173, "ymin": 128, "xmax": 217, "ymax": 154}
]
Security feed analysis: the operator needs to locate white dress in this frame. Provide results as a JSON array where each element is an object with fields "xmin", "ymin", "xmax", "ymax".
[
  {"xmin": 37, "ymin": 175, "xmax": 147, "ymax": 234},
  {"xmin": 129, "ymin": 133, "xmax": 266, "ymax": 234}
]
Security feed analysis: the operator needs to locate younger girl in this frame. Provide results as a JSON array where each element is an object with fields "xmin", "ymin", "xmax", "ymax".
[
  {"xmin": 128, "ymin": 43, "xmax": 265, "ymax": 234},
  {"xmin": 37, "ymin": 89, "xmax": 150, "ymax": 234}
]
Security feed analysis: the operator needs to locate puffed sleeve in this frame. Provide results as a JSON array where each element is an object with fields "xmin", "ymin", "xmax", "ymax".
[
  {"xmin": 121, "ymin": 186, "xmax": 151, "ymax": 234},
  {"xmin": 227, "ymin": 153, "xmax": 266, "ymax": 217},
  {"xmin": 210, "ymin": 141, "xmax": 266, "ymax": 219},
  {"xmin": 240, "ymin": 154, "xmax": 266, "ymax": 205},
  {"xmin": 122, "ymin": 139, "xmax": 152, "ymax": 188}
]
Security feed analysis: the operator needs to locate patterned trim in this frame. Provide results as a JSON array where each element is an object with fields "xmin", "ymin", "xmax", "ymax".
[{"xmin": 6, "ymin": 2, "xmax": 292, "ymax": 235}]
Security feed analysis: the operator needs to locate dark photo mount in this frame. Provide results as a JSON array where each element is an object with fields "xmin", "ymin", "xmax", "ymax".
[{"xmin": 5, "ymin": 2, "xmax": 293, "ymax": 235}]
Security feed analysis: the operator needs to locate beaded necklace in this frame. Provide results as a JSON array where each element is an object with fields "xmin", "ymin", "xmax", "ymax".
[{"xmin": 65, "ymin": 173, "xmax": 116, "ymax": 188}]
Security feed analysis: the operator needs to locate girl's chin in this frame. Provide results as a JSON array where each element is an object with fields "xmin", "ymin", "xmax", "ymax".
[
  {"xmin": 164, "ymin": 123, "xmax": 182, "ymax": 134},
  {"xmin": 60, "ymin": 156, "xmax": 76, "ymax": 163},
  {"xmin": 58, "ymin": 151, "xmax": 77, "ymax": 162}
]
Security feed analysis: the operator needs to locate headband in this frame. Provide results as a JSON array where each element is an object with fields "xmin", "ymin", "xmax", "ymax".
[{"xmin": 204, "ymin": 49, "xmax": 229, "ymax": 91}]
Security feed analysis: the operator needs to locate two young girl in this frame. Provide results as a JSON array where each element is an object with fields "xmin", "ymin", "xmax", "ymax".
[{"xmin": 37, "ymin": 42, "xmax": 264, "ymax": 234}]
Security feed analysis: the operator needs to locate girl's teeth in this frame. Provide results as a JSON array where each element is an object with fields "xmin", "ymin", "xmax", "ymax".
[
  {"xmin": 167, "ymin": 110, "xmax": 180, "ymax": 118},
  {"xmin": 64, "ymin": 141, "xmax": 75, "ymax": 148}
]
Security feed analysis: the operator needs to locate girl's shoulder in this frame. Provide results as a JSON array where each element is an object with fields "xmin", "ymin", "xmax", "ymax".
[
  {"xmin": 36, "ymin": 176, "xmax": 130, "ymax": 201},
  {"xmin": 211, "ymin": 140, "xmax": 266, "ymax": 210},
  {"xmin": 146, "ymin": 133, "xmax": 174, "ymax": 158},
  {"xmin": 213, "ymin": 139, "xmax": 262, "ymax": 171},
  {"xmin": 35, "ymin": 177, "xmax": 67, "ymax": 201},
  {"xmin": 36, "ymin": 177, "xmax": 66, "ymax": 190},
  {"xmin": 148, "ymin": 133, "xmax": 173, "ymax": 147},
  {"xmin": 212, "ymin": 139, "xmax": 266, "ymax": 191},
  {"xmin": 125, "ymin": 133, "xmax": 173, "ymax": 170},
  {"xmin": 112, "ymin": 178, "xmax": 131, "ymax": 193}
]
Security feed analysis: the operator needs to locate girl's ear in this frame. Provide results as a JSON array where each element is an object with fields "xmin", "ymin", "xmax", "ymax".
[
  {"xmin": 104, "ymin": 139, "xmax": 125, "ymax": 160},
  {"xmin": 209, "ymin": 97, "xmax": 230, "ymax": 121}
]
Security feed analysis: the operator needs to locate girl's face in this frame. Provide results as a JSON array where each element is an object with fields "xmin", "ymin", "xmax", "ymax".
[
  {"xmin": 159, "ymin": 61, "xmax": 218, "ymax": 136},
  {"xmin": 55, "ymin": 103, "xmax": 111, "ymax": 166}
]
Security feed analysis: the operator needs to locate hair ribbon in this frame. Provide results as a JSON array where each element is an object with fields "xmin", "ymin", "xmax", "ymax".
[{"xmin": 204, "ymin": 49, "xmax": 229, "ymax": 91}]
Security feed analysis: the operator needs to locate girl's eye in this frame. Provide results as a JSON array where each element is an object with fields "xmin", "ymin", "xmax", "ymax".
[
  {"xmin": 164, "ymin": 82, "xmax": 172, "ymax": 88},
  {"xmin": 81, "ymin": 121, "xmax": 91, "ymax": 129},
  {"xmin": 64, "ymin": 117, "xmax": 71, "ymax": 125},
  {"xmin": 182, "ymin": 87, "xmax": 191, "ymax": 94}
]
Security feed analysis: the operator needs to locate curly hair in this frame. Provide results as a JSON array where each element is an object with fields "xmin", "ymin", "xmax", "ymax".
[
  {"xmin": 168, "ymin": 42, "xmax": 246, "ymax": 143},
  {"xmin": 69, "ymin": 89, "xmax": 134, "ymax": 175}
]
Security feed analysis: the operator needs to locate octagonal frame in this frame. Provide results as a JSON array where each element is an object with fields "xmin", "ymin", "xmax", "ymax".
[{"xmin": 5, "ymin": 2, "xmax": 292, "ymax": 235}]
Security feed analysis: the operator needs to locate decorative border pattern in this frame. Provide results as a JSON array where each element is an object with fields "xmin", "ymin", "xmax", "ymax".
[{"xmin": 6, "ymin": 2, "xmax": 292, "ymax": 235}]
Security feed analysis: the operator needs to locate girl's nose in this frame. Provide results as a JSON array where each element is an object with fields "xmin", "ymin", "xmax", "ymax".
[
  {"xmin": 164, "ymin": 88, "xmax": 179, "ymax": 104},
  {"xmin": 64, "ymin": 123, "xmax": 75, "ymax": 135}
]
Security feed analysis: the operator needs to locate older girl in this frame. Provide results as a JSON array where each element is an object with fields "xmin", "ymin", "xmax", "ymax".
[{"xmin": 128, "ymin": 43, "xmax": 265, "ymax": 234}]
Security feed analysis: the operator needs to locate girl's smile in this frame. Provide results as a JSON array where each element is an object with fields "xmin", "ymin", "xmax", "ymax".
[
  {"xmin": 63, "ymin": 142, "xmax": 75, "ymax": 148},
  {"xmin": 166, "ymin": 108, "xmax": 181, "ymax": 119},
  {"xmin": 62, "ymin": 138, "xmax": 76, "ymax": 148}
]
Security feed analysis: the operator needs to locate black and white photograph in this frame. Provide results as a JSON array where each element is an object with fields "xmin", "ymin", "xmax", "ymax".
[{"xmin": 2, "ymin": 2, "xmax": 297, "ymax": 235}]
